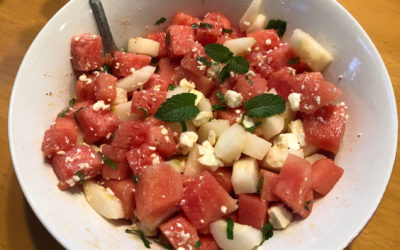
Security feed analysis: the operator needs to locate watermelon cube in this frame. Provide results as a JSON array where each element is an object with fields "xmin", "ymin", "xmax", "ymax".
[
  {"xmin": 247, "ymin": 29, "xmax": 280, "ymax": 52},
  {"xmin": 171, "ymin": 12, "xmax": 201, "ymax": 26},
  {"xmin": 260, "ymin": 169, "xmax": 279, "ymax": 202},
  {"xmin": 100, "ymin": 145, "xmax": 131, "ymax": 180},
  {"xmin": 181, "ymin": 43, "xmax": 207, "ymax": 76},
  {"xmin": 71, "ymin": 33, "xmax": 102, "ymax": 72},
  {"xmin": 210, "ymin": 167, "xmax": 233, "ymax": 194},
  {"xmin": 143, "ymin": 73, "xmax": 169, "ymax": 91},
  {"xmin": 112, "ymin": 51, "xmax": 151, "ymax": 78},
  {"xmin": 198, "ymin": 235, "xmax": 219, "ymax": 250},
  {"xmin": 126, "ymin": 144, "xmax": 163, "ymax": 176},
  {"xmin": 312, "ymin": 158, "xmax": 344, "ymax": 195},
  {"xmin": 42, "ymin": 117, "xmax": 77, "ymax": 157},
  {"xmin": 237, "ymin": 194, "xmax": 267, "ymax": 230},
  {"xmin": 146, "ymin": 32, "xmax": 167, "ymax": 57},
  {"xmin": 130, "ymin": 90, "xmax": 167, "ymax": 117},
  {"xmin": 101, "ymin": 178, "xmax": 136, "ymax": 219},
  {"xmin": 111, "ymin": 120, "xmax": 146, "ymax": 149},
  {"xmin": 166, "ymin": 25, "xmax": 196, "ymax": 58},
  {"xmin": 75, "ymin": 73, "xmax": 97, "ymax": 102},
  {"xmin": 181, "ymin": 171, "xmax": 237, "ymax": 229},
  {"xmin": 233, "ymin": 73, "xmax": 267, "ymax": 101},
  {"xmin": 145, "ymin": 124, "xmax": 179, "ymax": 158},
  {"xmin": 159, "ymin": 214, "xmax": 200, "ymax": 249},
  {"xmin": 94, "ymin": 72, "xmax": 117, "ymax": 103}
]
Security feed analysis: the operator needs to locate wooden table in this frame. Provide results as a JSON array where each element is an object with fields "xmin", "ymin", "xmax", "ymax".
[{"xmin": 0, "ymin": 0, "xmax": 399, "ymax": 249}]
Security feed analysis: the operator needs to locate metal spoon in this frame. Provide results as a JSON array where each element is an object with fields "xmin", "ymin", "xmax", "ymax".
[{"xmin": 89, "ymin": 0, "xmax": 117, "ymax": 55}]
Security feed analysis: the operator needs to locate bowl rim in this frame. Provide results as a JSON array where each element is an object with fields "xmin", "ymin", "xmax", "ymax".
[{"xmin": 8, "ymin": 0, "xmax": 398, "ymax": 249}]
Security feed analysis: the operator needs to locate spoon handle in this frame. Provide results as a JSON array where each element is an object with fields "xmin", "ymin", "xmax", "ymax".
[{"xmin": 89, "ymin": 0, "xmax": 117, "ymax": 54}]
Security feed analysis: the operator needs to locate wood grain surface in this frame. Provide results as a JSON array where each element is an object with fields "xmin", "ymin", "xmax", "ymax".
[{"xmin": 0, "ymin": 0, "xmax": 399, "ymax": 249}]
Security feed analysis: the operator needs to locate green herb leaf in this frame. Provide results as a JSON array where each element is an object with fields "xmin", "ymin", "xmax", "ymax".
[
  {"xmin": 216, "ymin": 91, "xmax": 225, "ymax": 104},
  {"xmin": 101, "ymin": 64, "xmax": 109, "ymax": 73},
  {"xmin": 245, "ymin": 75, "xmax": 254, "ymax": 85},
  {"xmin": 138, "ymin": 107, "xmax": 149, "ymax": 117},
  {"xmin": 226, "ymin": 56, "xmax": 249, "ymax": 74},
  {"xmin": 256, "ymin": 176, "xmax": 264, "ymax": 193},
  {"xmin": 199, "ymin": 22, "xmax": 213, "ymax": 29},
  {"xmin": 222, "ymin": 28, "xmax": 233, "ymax": 34},
  {"xmin": 218, "ymin": 65, "xmax": 231, "ymax": 82},
  {"xmin": 165, "ymin": 32, "xmax": 170, "ymax": 45},
  {"xmin": 260, "ymin": 223, "xmax": 274, "ymax": 245},
  {"xmin": 154, "ymin": 17, "xmax": 166, "ymax": 25},
  {"xmin": 180, "ymin": 121, "xmax": 187, "ymax": 132},
  {"xmin": 154, "ymin": 93, "xmax": 200, "ymax": 122},
  {"xmin": 131, "ymin": 174, "xmax": 139, "ymax": 184},
  {"xmin": 154, "ymin": 240, "xmax": 174, "ymax": 249},
  {"xmin": 287, "ymin": 57, "xmax": 300, "ymax": 65},
  {"xmin": 191, "ymin": 23, "xmax": 198, "ymax": 30},
  {"xmin": 204, "ymin": 44, "xmax": 233, "ymax": 63},
  {"xmin": 194, "ymin": 241, "xmax": 202, "ymax": 248},
  {"xmin": 73, "ymin": 106, "xmax": 87, "ymax": 125},
  {"xmin": 168, "ymin": 84, "xmax": 177, "ymax": 91},
  {"xmin": 197, "ymin": 57, "xmax": 212, "ymax": 67},
  {"xmin": 58, "ymin": 98, "xmax": 76, "ymax": 118},
  {"xmin": 74, "ymin": 171, "xmax": 85, "ymax": 184},
  {"xmin": 212, "ymin": 104, "xmax": 227, "ymax": 111},
  {"xmin": 304, "ymin": 200, "xmax": 311, "ymax": 211},
  {"xmin": 266, "ymin": 19, "xmax": 287, "ymax": 38},
  {"xmin": 244, "ymin": 122, "xmax": 262, "ymax": 133},
  {"xmin": 121, "ymin": 48, "xmax": 128, "ymax": 52},
  {"xmin": 244, "ymin": 94, "xmax": 286, "ymax": 118},
  {"xmin": 226, "ymin": 218, "xmax": 234, "ymax": 240},
  {"xmin": 98, "ymin": 152, "xmax": 117, "ymax": 170},
  {"xmin": 125, "ymin": 229, "xmax": 152, "ymax": 248}
]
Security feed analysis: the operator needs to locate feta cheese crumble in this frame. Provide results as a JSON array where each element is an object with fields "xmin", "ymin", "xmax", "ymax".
[
  {"xmin": 179, "ymin": 131, "xmax": 198, "ymax": 155},
  {"xmin": 92, "ymin": 100, "xmax": 110, "ymax": 111},
  {"xmin": 179, "ymin": 78, "xmax": 195, "ymax": 90},
  {"xmin": 288, "ymin": 92, "xmax": 302, "ymax": 111},
  {"xmin": 224, "ymin": 90, "xmax": 243, "ymax": 108}
]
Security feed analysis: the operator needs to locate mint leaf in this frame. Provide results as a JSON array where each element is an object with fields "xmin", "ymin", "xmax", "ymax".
[
  {"xmin": 154, "ymin": 93, "xmax": 200, "ymax": 122},
  {"xmin": 168, "ymin": 84, "xmax": 177, "ymax": 90},
  {"xmin": 304, "ymin": 200, "xmax": 311, "ymax": 211},
  {"xmin": 125, "ymin": 229, "xmax": 151, "ymax": 248},
  {"xmin": 58, "ymin": 98, "xmax": 76, "ymax": 118},
  {"xmin": 222, "ymin": 28, "xmax": 233, "ymax": 34},
  {"xmin": 226, "ymin": 218, "xmax": 234, "ymax": 240},
  {"xmin": 244, "ymin": 94, "xmax": 286, "ymax": 118},
  {"xmin": 226, "ymin": 56, "xmax": 249, "ymax": 74},
  {"xmin": 101, "ymin": 64, "xmax": 109, "ymax": 73},
  {"xmin": 74, "ymin": 171, "xmax": 85, "ymax": 184},
  {"xmin": 98, "ymin": 152, "xmax": 117, "ymax": 170},
  {"xmin": 212, "ymin": 104, "xmax": 227, "ymax": 111},
  {"xmin": 131, "ymin": 174, "xmax": 139, "ymax": 183},
  {"xmin": 165, "ymin": 32, "xmax": 170, "ymax": 45},
  {"xmin": 204, "ymin": 44, "xmax": 233, "ymax": 63},
  {"xmin": 198, "ymin": 57, "xmax": 212, "ymax": 67},
  {"xmin": 200, "ymin": 22, "xmax": 212, "ymax": 29},
  {"xmin": 216, "ymin": 91, "xmax": 225, "ymax": 103},
  {"xmin": 266, "ymin": 19, "xmax": 287, "ymax": 38},
  {"xmin": 180, "ymin": 121, "xmax": 187, "ymax": 132},
  {"xmin": 154, "ymin": 17, "xmax": 166, "ymax": 25},
  {"xmin": 245, "ymin": 122, "xmax": 262, "ymax": 133},
  {"xmin": 260, "ymin": 223, "xmax": 273, "ymax": 245},
  {"xmin": 138, "ymin": 107, "xmax": 149, "ymax": 117},
  {"xmin": 256, "ymin": 176, "xmax": 264, "ymax": 193},
  {"xmin": 191, "ymin": 23, "xmax": 198, "ymax": 30},
  {"xmin": 246, "ymin": 75, "xmax": 254, "ymax": 85},
  {"xmin": 288, "ymin": 57, "xmax": 300, "ymax": 65},
  {"xmin": 218, "ymin": 65, "xmax": 231, "ymax": 82},
  {"xmin": 194, "ymin": 241, "xmax": 201, "ymax": 248}
]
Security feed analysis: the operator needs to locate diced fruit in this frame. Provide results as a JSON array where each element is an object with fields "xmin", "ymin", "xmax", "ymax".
[
  {"xmin": 216, "ymin": 109, "xmax": 243, "ymax": 125},
  {"xmin": 100, "ymin": 145, "xmax": 131, "ymax": 180},
  {"xmin": 101, "ymin": 178, "xmax": 136, "ymax": 219},
  {"xmin": 247, "ymin": 29, "xmax": 280, "ymax": 51},
  {"xmin": 112, "ymin": 87, "xmax": 128, "ymax": 105},
  {"xmin": 71, "ymin": 33, "xmax": 102, "ymax": 71},
  {"xmin": 260, "ymin": 169, "xmax": 279, "ymax": 201},
  {"xmin": 111, "ymin": 120, "xmax": 146, "ymax": 149},
  {"xmin": 305, "ymin": 153, "xmax": 326, "ymax": 164},
  {"xmin": 303, "ymin": 104, "xmax": 347, "ymax": 154},
  {"xmin": 246, "ymin": 14, "xmax": 268, "ymax": 34},
  {"xmin": 181, "ymin": 171, "xmax": 237, "ymax": 228},
  {"xmin": 302, "ymin": 143, "xmax": 319, "ymax": 157},
  {"xmin": 158, "ymin": 57, "xmax": 179, "ymax": 83},
  {"xmin": 42, "ymin": 117, "xmax": 77, "ymax": 157},
  {"xmin": 232, "ymin": 157, "xmax": 259, "ymax": 194},
  {"xmin": 268, "ymin": 204, "xmax": 293, "ymax": 230},
  {"xmin": 211, "ymin": 167, "xmax": 233, "ymax": 194},
  {"xmin": 175, "ymin": 67, "xmax": 216, "ymax": 97},
  {"xmin": 311, "ymin": 158, "xmax": 344, "ymax": 196},
  {"xmin": 215, "ymin": 124, "xmax": 248, "ymax": 164},
  {"xmin": 111, "ymin": 101, "xmax": 141, "ymax": 121},
  {"xmin": 83, "ymin": 180, "xmax": 125, "ymax": 219},
  {"xmin": 126, "ymin": 143, "xmax": 163, "ymax": 176},
  {"xmin": 223, "ymin": 37, "xmax": 256, "ymax": 56},
  {"xmin": 137, "ymin": 207, "xmax": 179, "ymax": 236},
  {"xmin": 181, "ymin": 43, "xmax": 207, "ymax": 76},
  {"xmin": 203, "ymin": 12, "xmax": 231, "ymax": 29},
  {"xmin": 259, "ymin": 114, "xmax": 284, "ymax": 140},
  {"xmin": 233, "ymin": 73, "xmax": 267, "ymax": 102},
  {"xmin": 116, "ymin": 65, "xmax": 156, "ymax": 92},
  {"xmin": 94, "ymin": 72, "xmax": 117, "ymax": 103},
  {"xmin": 289, "ymin": 28, "xmax": 334, "ymax": 72},
  {"xmin": 75, "ymin": 74, "xmax": 96, "ymax": 102},
  {"xmin": 112, "ymin": 51, "xmax": 151, "ymax": 78},
  {"xmin": 143, "ymin": 73, "xmax": 169, "ymax": 91},
  {"xmin": 146, "ymin": 124, "xmax": 179, "ymax": 158},
  {"xmin": 210, "ymin": 219, "xmax": 262, "ymax": 250},
  {"xmin": 130, "ymin": 90, "xmax": 167, "ymax": 117},
  {"xmin": 167, "ymin": 120, "xmax": 196, "ymax": 135},
  {"xmin": 146, "ymin": 32, "xmax": 167, "ymax": 57},
  {"xmin": 198, "ymin": 119, "xmax": 230, "ymax": 143},
  {"xmin": 51, "ymin": 145, "xmax": 102, "ymax": 190},
  {"xmin": 183, "ymin": 144, "xmax": 205, "ymax": 177},
  {"xmin": 262, "ymin": 145, "xmax": 304, "ymax": 173},
  {"xmin": 166, "ymin": 157, "xmax": 186, "ymax": 173},
  {"xmin": 64, "ymin": 100, "xmax": 93, "ymax": 120},
  {"xmin": 238, "ymin": 194, "xmax": 267, "ymax": 229},
  {"xmin": 196, "ymin": 12, "xmax": 231, "ymax": 45},
  {"xmin": 160, "ymin": 215, "xmax": 200, "ymax": 249},
  {"xmin": 135, "ymin": 163, "xmax": 183, "ymax": 225},
  {"xmin": 273, "ymin": 154, "xmax": 312, "ymax": 218},
  {"xmin": 127, "ymin": 37, "xmax": 160, "ymax": 57},
  {"xmin": 167, "ymin": 25, "xmax": 196, "ymax": 58},
  {"xmin": 74, "ymin": 105, "xmax": 120, "ymax": 144},
  {"xmin": 198, "ymin": 235, "xmax": 219, "ymax": 250},
  {"xmin": 239, "ymin": 0, "xmax": 262, "ymax": 31},
  {"xmin": 171, "ymin": 11, "xmax": 201, "ymax": 26},
  {"xmin": 242, "ymin": 132, "xmax": 272, "ymax": 160},
  {"xmin": 198, "ymin": 98, "xmax": 212, "ymax": 113}
]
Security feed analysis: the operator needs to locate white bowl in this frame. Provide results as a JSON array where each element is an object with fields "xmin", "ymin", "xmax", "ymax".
[{"xmin": 8, "ymin": 0, "xmax": 397, "ymax": 249}]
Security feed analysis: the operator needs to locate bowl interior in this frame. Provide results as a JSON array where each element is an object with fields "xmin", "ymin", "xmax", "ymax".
[{"xmin": 9, "ymin": 0, "xmax": 397, "ymax": 249}]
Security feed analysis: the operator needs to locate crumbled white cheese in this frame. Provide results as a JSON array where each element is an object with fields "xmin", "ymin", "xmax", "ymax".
[
  {"xmin": 268, "ymin": 204, "xmax": 293, "ymax": 230},
  {"xmin": 242, "ymin": 116, "xmax": 255, "ymax": 129},
  {"xmin": 288, "ymin": 120, "xmax": 306, "ymax": 146},
  {"xmin": 220, "ymin": 206, "xmax": 227, "ymax": 213},
  {"xmin": 288, "ymin": 93, "xmax": 302, "ymax": 111},
  {"xmin": 198, "ymin": 141, "xmax": 223, "ymax": 170},
  {"xmin": 160, "ymin": 126, "xmax": 168, "ymax": 135},
  {"xmin": 275, "ymin": 133, "xmax": 301, "ymax": 150},
  {"xmin": 179, "ymin": 131, "xmax": 198, "ymax": 155},
  {"xmin": 224, "ymin": 90, "xmax": 243, "ymax": 108},
  {"xmin": 192, "ymin": 111, "xmax": 213, "ymax": 127},
  {"xmin": 265, "ymin": 39, "xmax": 272, "ymax": 45},
  {"xmin": 243, "ymin": 21, "xmax": 250, "ymax": 26},
  {"xmin": 206, "ymin": 63, "xmax": 223, "ymax": 79},
  {"xmin": 56, "ymin": 151, "xmax": 66, "ymax": 155},
  {"xmin": 92, "ymin": 100, "xmax": 110, "ymax": 111},
  {"xmin": 189, "ymin": 89, "xmax": 205, "ymax": 106},
  {"xmin": 207, "ymin": 130, "xmax": 217, "ymax": 146},
  {"xmin": 179, "ymin": 78, "xmax": 196, "ymax": 90}
]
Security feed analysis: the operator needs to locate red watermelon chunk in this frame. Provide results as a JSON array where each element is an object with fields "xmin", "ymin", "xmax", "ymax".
[
  {"xmin": 166, "ymin": 25, "xmax": 196, "ymax": 58},
  {"xmin": 71, "ymin": 33, "xmax": 102, "ymax": 71},
  {"xmin": 94, "ymin": 72, "xmax": 117, "ymax": 103},
  {"xmin": 158, "ymin": 57, "xmax": 180, "ymax": 83},
  {"xmin": 135, "ymin": 163, "xmax": 184, "ymax": 224},
  {"xmin": 312, "ymin": 158, "xmax": 344, "ymax": 196},
  {"xmin": 303, "ymin": 104, "xmax": 347, "ymax": 154},
  {"xmin": 203, "ymin": 12, "xmax": 231, "ymax": 29},
  {"xmin": 181, "ymin": 171, "xmax": 237, "ymax": 229},
  {"xmin": 216, "ymin": 108, "xmax": 244, "ymax": 125},
  {"xmin": 210, "ymin": 167, "xmax": 233, "ymax": 194},
  {"xmin": 75, "ymin": 73, "xmax": 97, "ymax": 102},
  {"xmin": 233, "ymin": 73, "xmax": 267, "ymax": 101},
  {"xmin": 171, "ymin": 12, "xmax": 201, "ymax": 26},
  {"xmin": 247, "ymin": 29, "xmax": 280, "ymax": 52},
  {"xmin": 260, "ymin": 169, "xmax": 279, "ymax": 202},
  {"xmin": 126, "ymin": 143, "xmax": 163, "ymax": 176},
  {"xmin": 74, "ymin": 104, "xmax": 120, "ymax": 144},
  {"xmin": 160, "ymin": 214, "xmax": 200, "ymax": 249},
  {"xmin": 273, "ymin": 154, "xmax": 313, "ymax": 218},
  {"xmin": 146, "ymin": 124, "xmax": 179, "ymax": 158},
  {"xmin": 195, "ymin": 12, "xmax": 231, "ymax": 46},
  {"xmin": 63, "ymin": 100, "xmax": 93, "ymax": 120},
  {"xmin": 42, "ymin": 118, "xmax": 77, "ymax": 157},
  {"xmin": 100, "ymin": 145, "xmax": 131, "ymax": 180},
  {"xmin": 143, "ymin": 73, "xmax": 169, "ymax": 91},
  {"xmin": 198, "ymin": 235, "xmax": 219, "ymax": 250},
  {"xmin": 181, "ymin": 42, "xmax": 207, "ymax": 76},
  {"xmin": 51, "ymin": 145, "xmax": 102, "ymax": 190},
  {"xmin": 101, "ymin": 178, "xmax": 136, "ymax": 219},
  {"xmin": 146, "ymin": 32, "xmax": 167, "ymax": 57},
  {"xmin": 112, "ymin": 51, "xmax": 151, "ymax": 78},
  {"xmin": 237, "ymin": 194, "xmax": 267, "ymax": 230},
  {"xmin": 130, "ymin": 90, "xmax": 167, "ymax": 117},
  {"xmin": 111, "ymin": 121, "xmax": 146, "ymax": 149}
]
